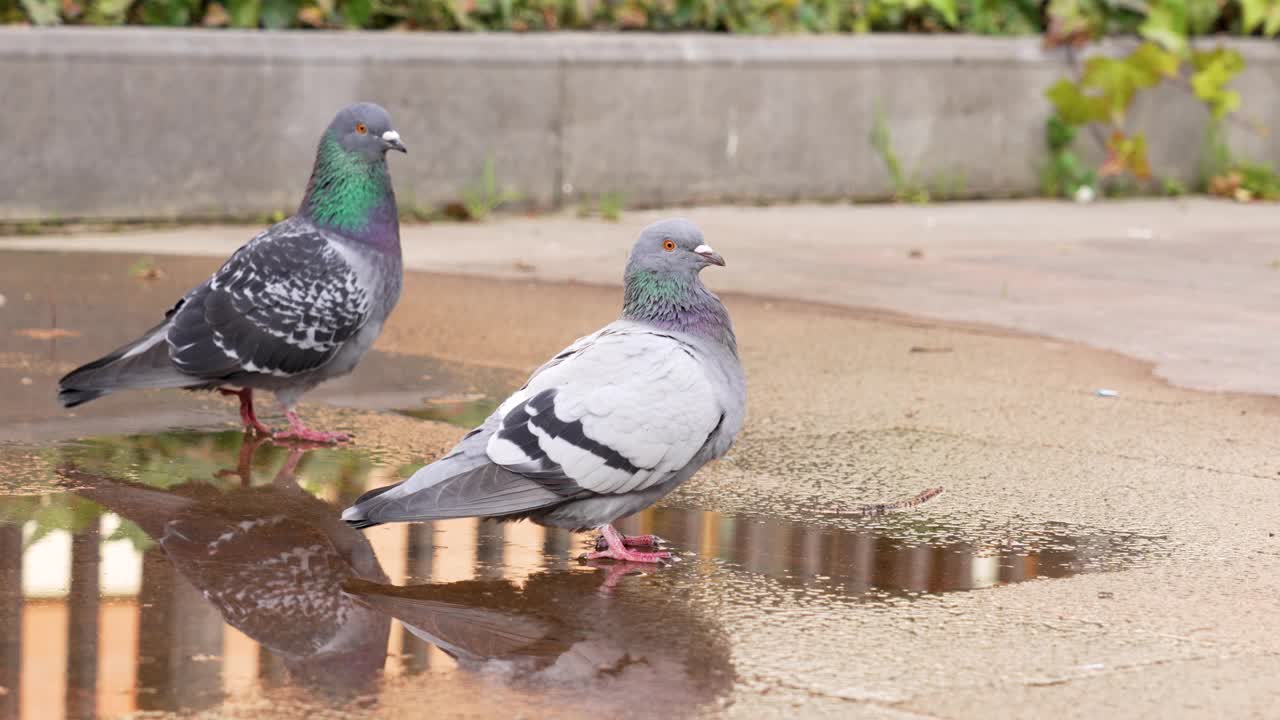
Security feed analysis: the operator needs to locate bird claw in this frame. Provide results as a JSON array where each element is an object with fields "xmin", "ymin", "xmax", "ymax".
[
  {"xmin": 592, "ymin": 533, "xmax": 668, "ymax": 552},
  {"xmin": 274, "ymin": 410, "xmax": 350, "ymax": 444},
  {"xmin": 273, "ymin": 429, "xmax": 350, "ymax": 445},
  {"xmin": 578, "ymin": 548, "xmax": 674, "ymax": 565}
]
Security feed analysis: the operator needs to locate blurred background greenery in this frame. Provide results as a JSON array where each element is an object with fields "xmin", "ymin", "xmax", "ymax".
[{"xmin": 0, "ymin": 0, "xmax": 1273, "ymax": 37}]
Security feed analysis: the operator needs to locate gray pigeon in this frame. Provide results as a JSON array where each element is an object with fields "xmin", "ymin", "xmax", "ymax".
[
  {"xmin": 342, "ymin": 218, "xmax": 745, "ymax": 563},
  {"xmin": 57, "ymin": 103, "xmax": 406, "ymax": 443}
]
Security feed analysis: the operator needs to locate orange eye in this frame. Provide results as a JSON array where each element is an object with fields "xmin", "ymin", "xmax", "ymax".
[
  {"xmin": 355, "ymin": 123, "xmax": 368, "ymax": 135},
  {"xmin": 662, "ymin": 239, "xmax": 676, "ymax": 252}
]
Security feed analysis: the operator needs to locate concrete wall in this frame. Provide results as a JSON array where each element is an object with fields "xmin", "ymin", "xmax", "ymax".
[{"xmin": 2, "ymin": 28, "xmax": 1279, "ymax": 221}]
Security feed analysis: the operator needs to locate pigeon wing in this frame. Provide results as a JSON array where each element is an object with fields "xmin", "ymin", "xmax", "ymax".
[
  {"xmin": 486, "ymin": 327, "xmax": 726, "ymax": 497},
  {"xmin": 166, "ymin": 220, "xmax": 371, "ymax": 379}
]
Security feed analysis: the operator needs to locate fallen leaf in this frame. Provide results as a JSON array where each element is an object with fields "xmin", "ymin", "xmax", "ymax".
[
  {"xmin": 297, "ymin": 6, "xmax": 326, "ymax": 26},
  {"xmin": 203, "ymin": 2, "xmax": 229, "ymax": 26},
  {"xmin": 15, "ymin": 328, "xmax": 80, "ymax": 340}
]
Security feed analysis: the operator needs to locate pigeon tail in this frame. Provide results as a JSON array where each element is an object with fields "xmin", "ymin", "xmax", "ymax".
[
  {"xmin": 343, "ymin": 463, "xmax": 566, "ymax": 529},
  {"xmin": 58, "ymin": 321, "xmax": 202, "ymax": 408},
  {"xmin": 342, "ymin": 483, "xmax": 401, "ymax": 529}
]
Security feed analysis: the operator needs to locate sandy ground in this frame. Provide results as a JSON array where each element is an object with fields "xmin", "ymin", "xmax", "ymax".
[{"xmin": 1, "ymin": 202, "xmax": 1279, "ymax": 718}]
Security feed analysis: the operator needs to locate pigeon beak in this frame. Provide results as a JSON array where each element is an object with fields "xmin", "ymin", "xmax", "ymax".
[
  {"xmin": 382, "ymin": 130, "xmax": 407, "ymax": 154},
  {"xmin": 694, "ymin": 244, "xmax": 726, "ymax": 267}
]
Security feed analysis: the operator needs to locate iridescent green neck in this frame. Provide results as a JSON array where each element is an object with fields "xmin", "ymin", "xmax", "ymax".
[
  {"xmin": 300, "ymin": 135, "xmax": 396, "ymax": 239},
  {"xmin": 622, "ymin": 270, "xmax": 736, "ymax": 351}
]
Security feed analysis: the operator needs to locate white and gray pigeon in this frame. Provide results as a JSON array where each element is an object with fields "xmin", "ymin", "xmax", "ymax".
[
  {"xmin": 57, "ymin": 103, "xmax": 406, "ymax": 443},
  {"xmin": 342, "ymin": 218, "xmax": 746, "ymax": 563}
]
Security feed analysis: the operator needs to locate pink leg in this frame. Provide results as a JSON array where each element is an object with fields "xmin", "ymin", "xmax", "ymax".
[
  {"xmin": 581, "ymin": 525, "xmax": 673, "ymax": 564},
  {"xmin": 273, "ymin": 410, "xmax": 349, "ymax": 444},
  {"xmin": 219, "ymin": 388, "xmax": 273, "ymax": 436},
  {"xmin": 594, "ymin": 533, "xmax": 667, "ymax": 552}
]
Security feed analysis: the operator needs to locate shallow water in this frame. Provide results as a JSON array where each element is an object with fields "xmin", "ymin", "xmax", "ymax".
[{"xmin": 0, "ymin": 429, "xmax": 1164, "ymax": 720}]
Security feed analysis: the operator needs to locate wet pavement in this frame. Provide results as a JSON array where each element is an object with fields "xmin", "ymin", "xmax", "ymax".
[
  {"xmin": 10, "ymin": 199, "xmax": 1280, "ymax": 396},
  {"xmin": 2, "ymin": 249, "xmax": 1280, "ymax": 718}
]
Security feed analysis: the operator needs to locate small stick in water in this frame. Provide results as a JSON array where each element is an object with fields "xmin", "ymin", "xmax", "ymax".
[{"xmin": 825, "ymin": 486, "xmax": 945, "ymax": 517}]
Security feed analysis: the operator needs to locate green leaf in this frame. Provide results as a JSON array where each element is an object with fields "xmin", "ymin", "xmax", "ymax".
[
  {"xmin": 341, "ymin": 0, "xmax": 371, "ymax": 26},
  {"xmin": 925, "ymin": 0, "xmax": 957, "ymax": 26},
  {"xmin": 226, "ymin": 0, "xmax": 261, "ymax": 26},
  {"xmin": 1264, "ymin": 3, "xmax": 1280, "ymax": 35},
  {"xmin": 1046, "ymin": 113, "xmax": 1079, "ymax": 152},
  {"xmin": 1080, "ymin": 56, "xmax": 1157, "ymax": 124},
  {"xmin": 1191, "ymin": 48, "xmax": 1246, "ymax": 119},
  {"xmin": 1241, "ymin": 0, "xmax": 1267, "ymax": 33},
  {"xmin": 20, "ymin": 0, "xmax": 61, "ymax": 25},
  {"xmin": 1045, "ymin": 79, "xmax": 1108, "ymax": 126},
  {"xmin": 1139, "ymin": 2, "xmax": 1187, "ymax": 53},
  {"xmin": 84, "ymin": 0, "xmax": 136, "ymax": 24},
  {"xmin": 1128, "ymin": 42, "xmax": 1180, "ymax": 83},
  {"xmin": 1186, "ymin": 0, "xmax": 1222, "ymax": 34},
  {"xmin": 137, "ymin": 0, "xmax": 200, "ymax": 25},
  {"xmin": 260, "ymin": 0, "xmax": 297, "ymax": 27}
]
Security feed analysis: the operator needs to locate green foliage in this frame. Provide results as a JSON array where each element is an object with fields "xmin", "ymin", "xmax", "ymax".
[
  {"xmin": 1046, "ymin": 43, "xmax": 1179, "ymax": 129},
  {"xmin": 1044, "ymin": 16, "xmax": 1252, "ymax": 195},
  {"xmin": 578, "ymin": 192, "xmax": 625, "ymax": 222},
  {"xmin": 138, "ymin": 0, "xmax": 202, "ymax": 24},
  {"xmin": 1197, "ymin": 118, "xmax": 1232, "ymax": 191},
  {"xmin": 460, "ymin": 155, "xmax": 523, "ymax": 222},
  {"xmin": 869, "ymin": 106, "xmax": 967, "ymax": 202},
  {"xmin": 1241, "ymin": 0, "xmax": 1280, "ymax": 36},
  {"xmin": 1190, "ymin": 48, "xmax": 1244, "ymax": 119},
  {"xmin": 1161, "ymin": 176, "xmax": 1187, "ymax": 196},
  {"xmin": 1040, "ymin": 114, "xmax": 1096, "ymax": 198},
  {"xmin": 225, "ymin": 0, "xmax": 260, "ymax": 26},
  {"xmin": 1199, "ymin": 119, "xmax": 1280, "ymax": 202},
  {"xmin": 870, "ymin": 106, "xmax": 926, "ymax": 202},
  {"xmin": 3, "ymin": 0, "xmax": 1256, "ymax": 32},
  {"xmin": 19, "ymin": 0, "xmax": 60, "ymax": 24}
]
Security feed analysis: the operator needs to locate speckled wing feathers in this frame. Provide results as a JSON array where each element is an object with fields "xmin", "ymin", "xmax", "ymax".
[{"xmin": 166, "ymin": 220, "xmax": 370, "ymax": 379}]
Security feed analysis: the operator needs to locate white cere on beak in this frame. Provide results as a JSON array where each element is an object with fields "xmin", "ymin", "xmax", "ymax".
[
  {"xmin": 382, "ymin": 130, "xmax": 401, "ymax": 143},
  {"xmin": 694, "ymin": 244, "xmax": 715, "ymax": 255}
]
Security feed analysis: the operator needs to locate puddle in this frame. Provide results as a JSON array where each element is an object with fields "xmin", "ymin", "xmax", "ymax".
[
  {"xmin": 394, "ymin": 394, "xmax": 502, "ymax": 429},
  {"xmin": 0, "ymin": 431, "xmax": 1166, "ymax": 720}
]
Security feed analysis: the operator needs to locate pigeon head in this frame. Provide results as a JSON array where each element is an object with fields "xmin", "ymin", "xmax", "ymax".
[
  {"xmin": 301, "ymin": 103, "xmax": 404, "ymax": 238},
  {"xmin": 325, "ymin": 102, "xmax": 407, "ymax": 161},
  {"xmin": 625, "ymin": 218, "xmax": 725, "ymax": 279},
  {"xmin": 622, "ymin": 219, "xmax": 734, "ymax": 348}
]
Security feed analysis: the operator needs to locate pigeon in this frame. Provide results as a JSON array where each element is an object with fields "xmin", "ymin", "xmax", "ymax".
[
  {"xmin": 342, "ymin": 218, "xmax": 746, "ymax": 563},
  {"xmin": 57, "ymin": 103, "xmax": 407, "ymax": 443},
  {"xmin": 61, "ymin": 444, "xmax": 391, "ymax": 694}
]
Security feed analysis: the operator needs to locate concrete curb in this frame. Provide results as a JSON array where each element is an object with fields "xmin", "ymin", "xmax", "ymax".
[{"xmin": 3, "ymin": 29, "xmax": 1279, "ymax": 220}]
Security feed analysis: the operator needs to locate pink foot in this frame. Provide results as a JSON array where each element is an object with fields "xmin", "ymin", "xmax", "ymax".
[
  {"xmin": 220, "ymin": 387, "xmax": 273, "ymax": 436},
  {"xmin": 273, "ymin": 410, "xmax": 349, "ymax": 444},
  {"xmin": 594, "ymin": 533, "xmax": 666, "ymax": 551},
  {"xmin": 581, "ymin": 525, "xmax": 674, "ymax": 564}
]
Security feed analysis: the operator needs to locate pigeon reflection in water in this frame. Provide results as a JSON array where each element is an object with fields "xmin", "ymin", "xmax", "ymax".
[
  {"xmin": 62, "ymin": 439, "xmax": 390, "ymax": 693},
  {"xmin": 346, "ymin": 567, "xmax": 734, "ymax": 705}
]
